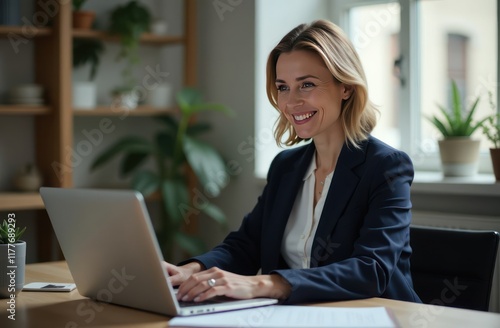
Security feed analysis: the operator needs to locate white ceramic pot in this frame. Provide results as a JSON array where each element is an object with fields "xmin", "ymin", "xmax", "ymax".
[
  {"xmin": 438, "ymin": 138, "xmax": 481, "ymax": 177},
  {"xmin": 147, "ymin": 83, "xmax": 173, "ymax": 109},
  {"xmin": 0, "ymin": 241, "xmax": 26, "ymax": 298},
  {"xmin": 73, "ymin": 82, "xmax": 97, "ymax": 109}
]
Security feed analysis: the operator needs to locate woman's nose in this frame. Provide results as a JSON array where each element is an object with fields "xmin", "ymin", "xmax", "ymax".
[{"xmin": 286, "ymin": 89, "xmax": 304, "ymax": 108}]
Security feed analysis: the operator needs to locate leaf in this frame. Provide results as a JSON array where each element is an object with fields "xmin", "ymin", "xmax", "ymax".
[
  {"xmin": 199, "ymin": 202, "xmax": 227, "ymax": 228},
  {"xmin": 175, "ymin": 87, "xmax": 233, "ymax": 119},
  {"xmin": 183, "ymin": 136, "xmax": 228, "ymax": 197},
  {"xmin": 90, "ymin": 136, "xmax": 153, "ymax": 171},
  {"xmin": 188, "ymin": 103, "xmax": 233, "ymax": 116},
  {"xmin": 187, "ymin": 122, "xmax": 212, "ymax": 136},
  {"xmin": 162, "ymin": 179, "xmax": 190, "ymax": 225},
  {"xmin": 73, "ymin": 39, "xmax": 104, "ymax": 81},
  {"xmin": 174, "ymin": 231, "xmax": 206, "ymax": 256},
  {"xmin": 429, "ymin": 80, "xmax": 483, "ymax": 137},
  {"xmin": 154, "ymin": 115, "xmax": 179, "ymax": 133},
  {"xmin": 451, "ymin": 81, "xmax": 463, "ymax": 127},
  {"xmin": 120, "ymin": 152, "xmax": 149, "ymax": 176},
  {"xmin": 132, "ymin": 170, "xmax": 159, "ymax": 197},
  {"xmin": 155, "ymin": 132, "xmax": 176, "ymax": 158},
  {"xmin": 176, "ymin": 88, "xmax": 203, "ymax": 115}
]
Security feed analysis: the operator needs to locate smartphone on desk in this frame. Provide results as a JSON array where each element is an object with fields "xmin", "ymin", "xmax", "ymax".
[{"xmin": 23, "ymin": 282, "xmax": 77, "ymax": 292}]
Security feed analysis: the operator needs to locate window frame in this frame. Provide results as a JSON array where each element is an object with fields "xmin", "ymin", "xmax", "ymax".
[{"xmin": 331, "ymin": 0, "xmax": 497, "ymax": 174}]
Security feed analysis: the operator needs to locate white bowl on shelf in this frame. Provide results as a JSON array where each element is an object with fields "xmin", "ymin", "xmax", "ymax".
[
  {"xmin": 9, "ymin": 84, "xmax": 44, "ymax": 99},
  {"xmin": 9, "ymin": 97, "xmax": 45, "ymax": 105}
]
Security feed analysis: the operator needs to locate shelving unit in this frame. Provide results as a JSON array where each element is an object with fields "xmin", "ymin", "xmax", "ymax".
[
  {"xmin": 0, "ymin": 105, "xmax": 51, "ymax": 115},
  {"xmin": 0, "ymin": 0, "xmax": 197, "ymax": 261},
  {"xmin": 0, "ymin": 193, "xmax": 44, "ymax": 211},
  {"xmin": 0, "ymin": 25, "xmax": 52, "ymax": 36},
  {"xmin": 73, "ymin": 105, "xmax": 178, "ymax": 116},
  {"xmin": 73, "ymin": 29, "xmax": 185, "ymax": 45}
]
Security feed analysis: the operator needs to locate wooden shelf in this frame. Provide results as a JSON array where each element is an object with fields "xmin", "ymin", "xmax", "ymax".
[
  {"xmin": 72, "ymin": 29, "xmax": 184, "ymax": 45},
  {"xmin": 0, "ymin": 105, "xmax": 51, "ymax": 115},
  {"xmin": 0, "ymin": 192, "xmax": 44, "ymax": 211},
  {"xmin": 0, "ymin": 1, "xmax": 197, "ymax": 261},
  {"xmin": 0, "ymin": 26, "xmax": 52, "ymax": 37},
  {"xmin": 74, "ymin": 105, "xmax": 177, "ymax": 116}
]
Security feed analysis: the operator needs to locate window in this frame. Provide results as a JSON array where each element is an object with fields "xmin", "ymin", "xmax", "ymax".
[
  {"xmin": 255, "ymin": 0, "xmax": 498, "ymax": 178},
  {"xmin": 347, "ymin": 2, "xmax": 402, "ymax": 149}
]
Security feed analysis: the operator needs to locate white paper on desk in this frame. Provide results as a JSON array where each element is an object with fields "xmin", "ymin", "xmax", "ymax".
[{"xmin": 169, "ymin": 305, "xmax": 396, "ymax": 328}]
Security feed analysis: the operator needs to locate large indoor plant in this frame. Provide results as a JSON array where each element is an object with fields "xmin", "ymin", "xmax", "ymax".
[
  {"xmin": 481, "ymin": 91, "xmax": 500, "ymax": 180},
  {"xmin": 90, "ymin": 88, "xmax": 232, "ymax": 260},
  {"xmin": 428, "ymin": 80, "xmax": 487, "ymax": 177},
  {"xmin": 0, "ymin": 218, "xmax": 26, "ymax": 298},
  {"xmin": 108, "ymin": 0, "xmax": 152, "ymax": 109},
  {"xmin": 72, "ymin": 38, "xmax": 104, "ymax": 109}
]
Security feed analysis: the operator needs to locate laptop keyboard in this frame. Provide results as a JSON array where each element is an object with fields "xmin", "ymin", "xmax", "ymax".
[{"xmin": 178, "ymin": 296, "xmax": 236, "ymax": 307}]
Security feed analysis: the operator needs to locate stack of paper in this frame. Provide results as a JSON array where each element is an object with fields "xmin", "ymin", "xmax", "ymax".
[{"xmin": 169, "ymin": 305, "xmax": 397, "ymax": 328}]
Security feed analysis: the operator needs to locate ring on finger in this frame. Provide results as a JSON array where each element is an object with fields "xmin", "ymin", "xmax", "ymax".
[{"xmin": 207, "ymin": 278, "xmax": 216, "ymax": 287}]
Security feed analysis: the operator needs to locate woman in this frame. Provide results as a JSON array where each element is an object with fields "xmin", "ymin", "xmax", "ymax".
[{"xmin": 167, "ymin": 20, "xmax": 421, "ymax": 304}]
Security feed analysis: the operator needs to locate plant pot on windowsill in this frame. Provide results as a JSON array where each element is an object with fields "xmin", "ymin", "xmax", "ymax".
[
  {"xmin": 479, "ymin": 92, "xmax": 500, "ymax": 181},
  {"xmin": 438, "ymin": 137, "xmax": 481, "ymax": 177},
  {"xmin": 428, "ymin": 80, "xmax": 487, "ymax": 178},
  {"xmin": 489, "ymin": 148, "xmax": 500, "ymax": 181}
]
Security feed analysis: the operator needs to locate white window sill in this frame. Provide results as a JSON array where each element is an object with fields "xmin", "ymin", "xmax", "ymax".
[{"xmin": 413, "ymin": 171, "xmax": 500, "ymax": 196}]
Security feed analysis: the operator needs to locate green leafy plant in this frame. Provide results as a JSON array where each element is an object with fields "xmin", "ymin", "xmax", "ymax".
[
  {"xmin": 428, "ymin": 80, "xmax": 487, "ymax": 137},
  {"xmin": 90, "ymin": 88, "xmax": 233, "ymax": 260},
  {"xmin": 108, "ymin": 0, "xmax": 152, "ymax": 92},
  {"xmin": 0, "ymin": 219, "xmax": 26, "ymax": 244},
  {"xmin": 73, "ymin": 0, "xmax": 87, "ymax": 11},
  {"xmin": 481, "ymin": 91, "xmax": 500, "ymax": 148},
  {"xmin": 73, "ymin": 38, "xmax": 104, "ymax": 81}
]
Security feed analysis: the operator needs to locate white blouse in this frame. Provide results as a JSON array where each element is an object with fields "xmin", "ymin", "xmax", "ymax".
[{"xmin": 280, "ymin": 152, "xmax": 334, "ymax": 269}]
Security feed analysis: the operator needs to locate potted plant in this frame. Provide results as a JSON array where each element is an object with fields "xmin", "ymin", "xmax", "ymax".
[
  {"xmin": 0, "ymin": 217, "xmax": 26, "ymax": 298},
  {"xmin": 108, "ymin": 0, "xmax": 152, "ymax": 109},
  {"xmin": 481, "ymin": 91, "xmax": 500, "ymax": 181},
  {"xmin": 90, "ymin": 88, "xmax": 233, "ymax": 260},
  {"xmin": 72, "ymin": 0, "xmax": 95, "ymax": 30},
  {"xmin": 72, "ymin": 38, "xmax": 104, "ymax": 109},
  {"xmin": 428, "ymin": 80, "xmax": 487, "ymax": 177}
]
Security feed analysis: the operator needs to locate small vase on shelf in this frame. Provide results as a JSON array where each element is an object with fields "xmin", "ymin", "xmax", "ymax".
[{"xmin": 12, "ymin": 164, "xmax": 42, "ymax": 192}]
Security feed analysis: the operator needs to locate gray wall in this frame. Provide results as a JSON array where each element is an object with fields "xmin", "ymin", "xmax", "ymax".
[
  {"xmin": 195, "ymin": 0, "xmax": 332, "ymax": 248},
  {"xmin": 195, "ymin": 0, "xmax": 259, "ymax": 247}
]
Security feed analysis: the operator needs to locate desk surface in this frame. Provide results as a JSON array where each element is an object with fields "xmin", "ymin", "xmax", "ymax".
[{"xmin": 1, "ymin": 261, "xmax": 500, "ymax": 327}]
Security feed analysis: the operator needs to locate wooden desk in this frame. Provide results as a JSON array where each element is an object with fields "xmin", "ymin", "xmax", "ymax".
[{"xmin": 1, "ymin": 262, "xmax": 500, "ymax": 327}]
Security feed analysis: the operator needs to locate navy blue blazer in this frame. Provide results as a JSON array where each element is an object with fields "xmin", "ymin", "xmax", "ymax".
[{"xmin": 191, "ymin": 136, "xmax": 421, "ymax": 304}]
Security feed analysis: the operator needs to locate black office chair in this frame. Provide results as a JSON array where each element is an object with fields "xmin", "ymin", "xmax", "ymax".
[{"xmin": 410, "ymin": 225, "xmax": 499, "ymax": 311}]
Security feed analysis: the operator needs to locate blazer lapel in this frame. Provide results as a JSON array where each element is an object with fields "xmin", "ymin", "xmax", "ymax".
[
  {"xmin": 263, "ymin": 143, "xmax": 316, "ymax": 270},
  {"xmin": 311, "ymin": 141, "xmax": 368, "ymax": 266}
]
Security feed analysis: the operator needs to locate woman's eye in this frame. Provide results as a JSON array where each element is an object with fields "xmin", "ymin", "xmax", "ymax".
[
  {"xmin": 302, "ymin": 82, "xmax": 315, "ymax": 88},
  {"xmin": 276, "ymin": 85, "xmax": 288, "ymax": 92}
]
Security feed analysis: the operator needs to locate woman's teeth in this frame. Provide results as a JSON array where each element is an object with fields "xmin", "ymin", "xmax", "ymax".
[{"xmin": 294, "ymin": 112, "xmax": 315, "ymax": 121}]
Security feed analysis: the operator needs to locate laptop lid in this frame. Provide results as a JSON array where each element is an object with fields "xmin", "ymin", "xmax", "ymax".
[{"xmin": 40, "ymin": 187, "xmax": 277, "ymax": 316}]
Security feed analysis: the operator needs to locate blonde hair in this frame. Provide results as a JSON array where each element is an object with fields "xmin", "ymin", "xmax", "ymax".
[{"xmin": 266, "ymin": 20, "xmax": 378, "ymax": 147}]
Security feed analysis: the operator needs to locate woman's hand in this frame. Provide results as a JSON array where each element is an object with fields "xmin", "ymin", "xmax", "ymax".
[
  {"xmin": 163, "ymin": 261, "xmax": 203, "ymax": 286},
  {"xmin": 175, "ymin": 267, "xmax": 291, "ymax": 302}
]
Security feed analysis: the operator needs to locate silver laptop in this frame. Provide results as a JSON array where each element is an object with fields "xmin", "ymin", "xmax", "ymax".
[{"xmin": 39, "ymin": 187, "xmax": 278, "ymax": 316}]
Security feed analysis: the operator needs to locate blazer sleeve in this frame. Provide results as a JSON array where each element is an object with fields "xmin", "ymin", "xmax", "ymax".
[{"xmin": 272, "ymin": 150, "xmax": 414, "ymax": 304}]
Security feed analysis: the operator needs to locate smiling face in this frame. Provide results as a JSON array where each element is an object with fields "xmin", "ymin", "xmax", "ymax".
[{"xmin": 275, "ymin": 50, "xmax": 352, "ymax": 143}]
